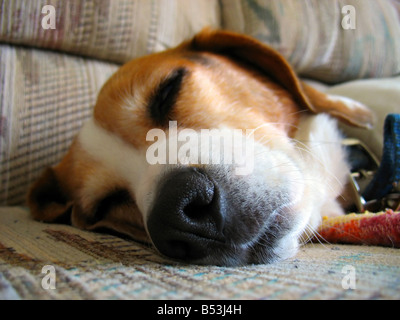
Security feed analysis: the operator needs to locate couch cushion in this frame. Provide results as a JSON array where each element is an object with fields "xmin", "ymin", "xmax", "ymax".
[
  {"xmin": 0, "ymin": 0, "xmax": 221, "ymax": 63},
  {"xmin": 0, "ymin": 46, "xmax": 118, "ymax": 205},
  {"xmin": 1, "ymin": 206, "xmax": 400, "ymax": 299},
  {"xmin": 222, "ymin": 0, "xmax": 400, "ymax": 83}
]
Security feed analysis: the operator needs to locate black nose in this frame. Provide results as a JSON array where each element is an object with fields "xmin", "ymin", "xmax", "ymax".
[{"xmin": 147, "ymin": 168, "xmax": 225, "ymax": 261}]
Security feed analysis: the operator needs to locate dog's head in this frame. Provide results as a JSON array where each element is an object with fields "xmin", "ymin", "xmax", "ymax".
[{"xmin": 28, "ymin": 29, "xmax": 373, "ymax": 266}]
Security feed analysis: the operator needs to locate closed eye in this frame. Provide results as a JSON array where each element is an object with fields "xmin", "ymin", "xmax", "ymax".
[{"xmin": 148, "ymin": 67, "xmax": 187, "ymax": 126}]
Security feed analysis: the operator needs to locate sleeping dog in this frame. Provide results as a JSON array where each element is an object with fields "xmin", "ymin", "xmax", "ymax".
[{"xmin": 28, "ymin": 29, "xmax": 373, "ymax": 266}]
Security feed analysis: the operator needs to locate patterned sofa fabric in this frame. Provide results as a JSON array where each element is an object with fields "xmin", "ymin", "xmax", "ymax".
[
  {"xmin": 0, "ymin": 46, "xmax": 118, "ymax": 205},
  {"xmin": 0, "ymin": 0, "xmax": 221, "ymax": 63},
  {"xmin": 221, "ymin": 0, "xmax": 400, "ymax": 83},
  {"xmin": 1, "ymin": 207, "xmax": 399, "ymax": 299},
  {"xmin": 2, "ymin": 0, "xmax": 399, "ymax": 83}
]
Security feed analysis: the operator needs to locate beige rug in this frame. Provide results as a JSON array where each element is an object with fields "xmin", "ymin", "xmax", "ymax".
[{"xmin": 1, "ymin": 207, "xmax": 399, "ymax": 300}]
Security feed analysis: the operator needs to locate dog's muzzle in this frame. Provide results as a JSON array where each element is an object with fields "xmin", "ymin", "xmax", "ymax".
[
  {"xmin": 147, "ymin": 168, "xmax": 227, "ymax": 262},
  {"xmin": 147, "ymin": 166, "xmax": 294, "ymax": 266}
]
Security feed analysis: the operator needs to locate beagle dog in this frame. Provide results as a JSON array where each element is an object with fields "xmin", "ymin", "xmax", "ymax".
[{"xmin": 28, "ymin": 29, "xmax": 373, "ymax": 266}]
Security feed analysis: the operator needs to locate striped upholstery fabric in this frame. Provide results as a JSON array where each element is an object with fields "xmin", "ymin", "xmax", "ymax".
[
  {"xmin": 0, "ymin": 46, "xmax": 118, "ymax": 205},
  {"xmin": 0, "ymin": 0, "xmax": 221, "ymax": 63},
  {"xmin": 221, "ymin": 0, "xmax": 400, "ymax": 83},
  {"xmin": 1, "ymin": 207, "xmax": 400, "ymax": 299}
]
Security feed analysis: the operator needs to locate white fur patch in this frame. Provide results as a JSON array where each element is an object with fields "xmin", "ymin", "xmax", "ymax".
[
  {"xmin": 77, "ymin": 118, "xmax": 153, "ymax": 215},
  {"xmin": 294, "ymin": 114, "xmax": 349, "ymax": 230}
]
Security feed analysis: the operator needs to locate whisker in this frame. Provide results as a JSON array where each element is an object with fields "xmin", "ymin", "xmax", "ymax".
[
  {"xmin": 292, "ymin": 140, "xmax": 345, "ymax": 190},
  {"xmin": 306, "ymin": 224, "xmax": 333, "ymax": 248}
]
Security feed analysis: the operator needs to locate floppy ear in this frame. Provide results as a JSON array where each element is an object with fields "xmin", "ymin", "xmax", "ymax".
[
  {"xmin": 191, "ymin": 29, "xmax": 374, "ymax": 129},
  {"xmin": 27, "ymin": 146, "xmax": 149, "ymax": 243},
  {"xmin": 300, "ymin": 82, "xmax": 374, "ymax": 129},
  {"xmin": 27, "ymin": 153, "xmax": 75, "ymax": 224},
  {"xmin": 27, "ymin": 167, "xmax": 72, "ymax": 223}
]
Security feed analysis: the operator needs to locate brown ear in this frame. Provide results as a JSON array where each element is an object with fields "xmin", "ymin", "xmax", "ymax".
[
  {"xmin": 27, "ymin": 148, "xmax": 149, "ymax": 244},
  {"xmin": 28, "ymin": 143, "xmax": 77, "ymax": 224},
  {"xmin": 190, "ymin": 29, "xmax": 374, "ymax": 129},
  {"xmin": 300, "ymin": 83, "xmax": 374, "ymax": 129},
  {"xmin": 27, "ymin": 166, "xmax": 73, "ymax": 224}
]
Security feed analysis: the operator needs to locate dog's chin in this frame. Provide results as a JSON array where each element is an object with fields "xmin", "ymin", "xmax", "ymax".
[{"xmin": 188, "ymin": 224, "xmax": 302, "ymax": 267}]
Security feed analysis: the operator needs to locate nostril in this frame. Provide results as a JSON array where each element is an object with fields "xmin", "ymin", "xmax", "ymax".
[
  {"xmin": 147, "ymin": 168, "xmax": 226, "ymax": 261},
  {"xmin": 184, "ymin": 203, "xmax": 209, "ymax": 219},
  {"xmin": 182, "ymin": 184, "xmax": 215, "ymax": 220},
  {"xmin": 180, "ymin": 176, "xmax": 224, "ymax": 236}
]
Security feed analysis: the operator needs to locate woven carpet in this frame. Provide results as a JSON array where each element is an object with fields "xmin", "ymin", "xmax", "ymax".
[{"xmin": 1, "ymin": 207, "xmax": 399, "ymax": 300}]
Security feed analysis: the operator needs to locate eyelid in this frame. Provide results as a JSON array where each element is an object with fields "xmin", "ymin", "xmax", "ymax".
[{"xmin": 148, "ymin": 67, "xmax": 187, "ymax": 126}]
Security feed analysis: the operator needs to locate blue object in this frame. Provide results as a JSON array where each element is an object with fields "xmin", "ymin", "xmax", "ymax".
[{"xmin": 363, "ymin": 114, "xmax": 400, "ymax": 201}]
